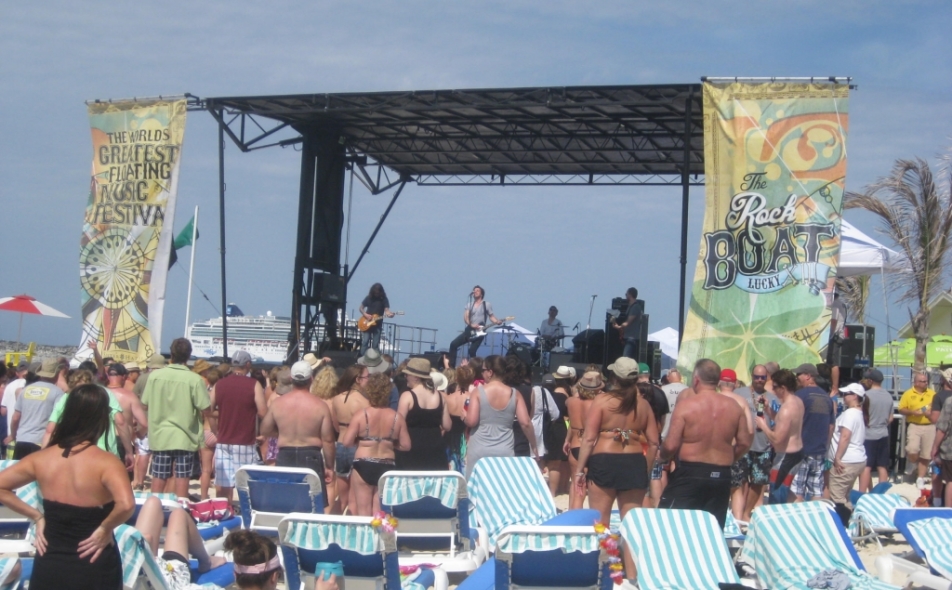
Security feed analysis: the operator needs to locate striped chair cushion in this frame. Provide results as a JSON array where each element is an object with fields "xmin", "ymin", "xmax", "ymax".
[{"xmin": 469, "ymin": 457, "xmax": 556, "ymax": 547}]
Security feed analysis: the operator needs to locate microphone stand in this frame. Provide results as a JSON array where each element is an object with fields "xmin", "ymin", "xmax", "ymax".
[{"xmin": 585, "ymin": 295, "xmax": 597, "ymax": 364}]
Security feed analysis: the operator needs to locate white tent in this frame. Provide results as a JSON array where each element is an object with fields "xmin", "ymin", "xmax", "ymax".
[
  {"xmin": 837, "ymin": 219, "xmax": 908, "ymax": 278},
  {"xmin": 473, "ymin": 322, "xmax": 538, "ymax": 357},
  {"xmin": 647, "ymin": 327, "xmax": 679, "ymax": 360}
]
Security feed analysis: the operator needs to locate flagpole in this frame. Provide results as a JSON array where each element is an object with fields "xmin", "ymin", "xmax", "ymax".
[{"xmin": 184, "ymin": 206, "xmax": 199, "ymax": 335}]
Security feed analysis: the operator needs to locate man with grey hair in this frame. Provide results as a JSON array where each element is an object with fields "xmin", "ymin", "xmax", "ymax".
[
  {"xmin": 659, "ymin": 359, "xmax": 751, "ymax": 528},
  {"xmin": 261, "ymin": 360, "xmax": 336, "ymax": 486}
]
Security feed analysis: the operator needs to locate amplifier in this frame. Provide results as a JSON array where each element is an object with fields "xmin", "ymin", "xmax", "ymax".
[
  {"xmin": 311, "ymin": 273, "xmax": 346, "ymax": 305},
  {"xmin": 835, "ymin": 324, "xmax": 875, "ymax": 368}
]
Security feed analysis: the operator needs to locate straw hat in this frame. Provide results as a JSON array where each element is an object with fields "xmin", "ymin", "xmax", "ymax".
[
  {"xmin": 553, "ymin": 366, "xmax": 574, "ymax": 380},
  {"xmin": 404, "ymin": 357, "xmax": 432, "ymax": 379},
  {"xmin": 578, "ymin": 371, "xmax": 605, "ymax": 391},
  {"xmin": 358, "ymin": 349, "xmax": 390, "ymax": 375},
  {"xmin": 191, "ymin": 359, "xmax": 212, "ymax": 374},
  {"xmin": 430, "ymin": 371, "xmax": 448, "ymax": 392}
]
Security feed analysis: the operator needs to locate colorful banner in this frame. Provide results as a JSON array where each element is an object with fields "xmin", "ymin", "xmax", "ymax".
[
  {"xmin": 678, "ymin": 82, "xmax": 849, "ymax": 383},
  {"xmin": 78, "ymin": 99, "xmax": 187, "ymax": 363}
]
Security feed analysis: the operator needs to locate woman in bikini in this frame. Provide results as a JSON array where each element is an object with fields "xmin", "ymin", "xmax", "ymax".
[
  {"xmin": 342, "ymin": 373, "xmax": 410, "ymax": 516},
  {"xmin": 444, "ymin": 365, "xmax": 474, "ymax": 473},
  {"xmin": 574, "ymin": 357, "xmax": 658, "ymax": 576},
  {"xmin": 329, "ymin": 365, "xmax": 371, "ymax": 514},
  {"xmin": 563, "ymin": 371, "xmax": 602, "ymax": 509}
]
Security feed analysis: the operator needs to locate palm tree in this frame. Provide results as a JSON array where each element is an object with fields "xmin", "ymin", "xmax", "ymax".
[
  {"xmin": 845, "ymin": 157, "xmax": 952, "ymax": 371},
  {"xmin": 834, "ymin": 275, "xmax": 870, "ymax": 324}
]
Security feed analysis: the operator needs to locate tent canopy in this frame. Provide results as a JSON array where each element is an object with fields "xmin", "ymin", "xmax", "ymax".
[
  {"xmin": 837, "ymin": 219, "xmax": 908, "ymax": 278},
  {"xmin": 473, "ymin": 322, "xmax": 540, "ymax": 358}
]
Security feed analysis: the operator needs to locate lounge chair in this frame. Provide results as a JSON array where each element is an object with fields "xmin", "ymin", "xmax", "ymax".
[
  {"xmin": 739, "ymin": 501, "xmax": 899, "ymax": 589},
  {"xmin": 277, "ymin": 513, "xmax": 447, "ymax": 590},
  {"xmin": 468, "ymin": 457, "xmax": 557, "ymax": 547},
  {"xmin": 115, "ymin": 523, "xmax": 235, "ymax": 589},
  {"xmin": 127, "ymin": 493, "xmax": 241, "ymax": 554},
  {"xmin": 620, "ymin": 509, "xmax": 742, "ymax": 589},
  {"xmin": 848, "ymin": 493, "xmax": 910, "ymax": 548},
  {"xmin": 489, "ymin": 524, "xmax": 614, "ymax": 589},
  {"xmin": 379, "ymin": 470, "xmax": 488, "ymax": 573},
  {"xmin": 876, "ymin": 507, "xmax": 952, "ymax": 589},
  {"xmin": 235, "ymin": 465, "xmax": 324, "ymax": 536}
]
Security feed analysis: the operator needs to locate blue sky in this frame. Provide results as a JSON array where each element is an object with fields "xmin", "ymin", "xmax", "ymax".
[{"xmin": 1, "ymin": 1, "xmax": 950, "ymax": 353}]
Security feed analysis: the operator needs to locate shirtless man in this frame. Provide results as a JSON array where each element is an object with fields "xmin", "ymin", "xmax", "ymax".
[
  {"xmin": 260, "ymin": 361, "xmax": 336, "ymax": 493},
  {"xmin": 105, "ymin": 363, "xmax": 149, "ymax": 468},
  {"xmin": 755, "ymin": 369, "xmax": 804, "ymax": 496},
  {"xmin": 658, "ymin": 359, "xmax": 752, "ymax": 529},
  {"xmin": 718, "ymin": 368, "xmax": 756, "ymax": 520}
]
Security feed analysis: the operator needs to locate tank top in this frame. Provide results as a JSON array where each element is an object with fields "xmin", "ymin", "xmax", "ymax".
[
  {"xmin": 215, "ymin": 373, "xmax": 258, "ymax": 444},
  {"xmin": 469, "ymin": 385, "xmax": 516, "ymax": 455}
]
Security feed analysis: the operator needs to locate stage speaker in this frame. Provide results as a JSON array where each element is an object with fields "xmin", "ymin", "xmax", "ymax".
[
  {"xmin": 311, "ymin": 273, "xmax": 347, "ymax": 304},
  {"xmin": 836, "ymin": 324, "xmax": 875, "ymax": 368},
  {"xmin": 639, "ymin": 313, "xmax": 650, "ymax": 364},
  {"xmin": 506, "ymin": 343, "xmax": 534, "ymax": 367},
  {"xmin": 530, "ymin": 366, "xmax": 546, "ymax": 384},
  {"xmin": 549, "ymin": 352, "xmax": 575, "ymax": 370},
  {"xmin": 573, "ymin": 329, "xmax": 605, "ymax": 365},
  {"xmin": 322, "ymin": 350, "xmax": 359, "ymax": 370},
  {"xmin": 645, "ymin": 341, "xmax": 662, "ymax": 380}
]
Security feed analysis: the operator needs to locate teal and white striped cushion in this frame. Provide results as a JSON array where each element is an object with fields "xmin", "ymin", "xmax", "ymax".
[
  {"xmin": 283, "ymin": 520, "xmax": 388, "ymax": 556},
  {"xmin": 621, "ymin": 509, "xmax": 739, "ymax": 589},
  {"xmin": 0, "ymin": 557, "xmax": 18, "ymax": 590},
  {"xmin": 497, "ymin": 529, "xmax": 599, "ymax": 554},
  {"xmin": 115, "ymin": 523, "xmax": 151, "ymax": 589},
  {"xmin": 381, "ymin": 475, "xmax": 459, "ymax": 509},
  {"xmin": 133, "ymin": 491, "xmax": 179, "ymax": 502},
  {"xmin": 469, "ymin": 457, "xmax": 556, "ymax": 546},
  {"xmin": 908, "ymin": 517, "xmax": 952, "ymax": 580},
  {"xmin": 723, "ymin": 511, "xmax": 744, "ymax": 540},
  {"xmin": 850, "ymin": 493, "xmax": 909, "ymax": 533},
  {"xmin": 0, "ymin": 460, "xmax": 41, "ymax": 509},
  {"xmin": 740, "ymin": 502, "xmax": 899, "ymax": 590}
]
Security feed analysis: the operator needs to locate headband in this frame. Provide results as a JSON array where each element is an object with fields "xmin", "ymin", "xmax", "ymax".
[{"xmin": 233, "ymin": 555, "xmax": 281, "ymax": 575}]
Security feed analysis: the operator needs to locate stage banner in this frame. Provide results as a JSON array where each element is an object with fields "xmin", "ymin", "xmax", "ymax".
[
  {"xmin": 678, "ymin": 82, "xmax": 849, "ymax": 382},
  {"xmin": 78, "ymin": 99, "xmax": 187, "ymax": 363}
]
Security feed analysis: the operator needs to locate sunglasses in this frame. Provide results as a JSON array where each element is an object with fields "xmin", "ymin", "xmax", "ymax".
[{"xmin": 752, "ymin": 375, "xmax": 768, "ymax": 380}]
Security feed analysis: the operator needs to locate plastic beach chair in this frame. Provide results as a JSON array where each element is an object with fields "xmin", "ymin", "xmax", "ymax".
[
  {"xmin": 848, "ymin": 493, "xmax": 910, "ymax": 548},
  {"xmin": 468, "ymin": 457, "xmax": 557, "ymax": 547},
  {"xmin": 739, "ymin": 502, "xmax": 899, "ymax": 589},
  {"xmin": 620, "ymin": 509, "xmax": 741, "ymax": 589},
  {"xmin": 277, "ymin": 513, "xmax": 448, "ymax": 590},
  {"xmin": 887, "ymin": 507, "xmax": 952, "ymax": 586},
  {"xmin": 127, "ymin": 495, "xmax": 241, "ymax": 555},
  {"xmin": 849, "ymin": 481, "xmax": 893, "ymax": 506},
  {"xmin": 115, "ymin": 523, "xmax": 235, "ymax": 590},
  {"xmin": 0, "ymin": 461, "xmax": 40, "ymax": 539},
  {"xmin": 235, "ymin": 465, "xmax": 324, "ymax": 535},
  {"xmin": 490, "ymin": 524, "xmax": 614, "ymax": 589},
  {"xmin": 380, "ymin": 470, "xmax": 487, "ymax": 573}
]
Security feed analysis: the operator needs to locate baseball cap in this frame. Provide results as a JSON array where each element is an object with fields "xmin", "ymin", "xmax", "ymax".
[
  {"xmin": 794, "ymin": 363, "xmax": 819, "ymax": 378},
  {"xmin": 275, "ymin": 368, "xmax": 293, "ymax": 395},
  {"xmin": 720, "ymin": 368, "xmax": 737, "ymax": 383},
  {"xmin": 607, "ymin": 357, "xmax": 639, "ymax": 379},
  {"xmin": 15, "ymin": 360, "xmax": 28, "ymax": 372},
  {"xmin": 147, "ymin": 354, "xmax": 167, "ymax": 369},
  {"xmin": 638, "ymin": 362, "xmax": 650, "ymax": 375},
  {"xmin": 231, "ymin": 350, "xmax": 253, "ymax": 366},
  {"xmin": 36, "ymin": 358, "xmax": 60, "ymax": 379},
  {"xmin": 863, "ymin": 368, "xmax": 885, "ymax": 383},
  {"xmin": 838, "ymin": 382, "xmax": 866, "ymax": 398},
  {"xmin": 290, "ymin": 360, "xmax": 313, "ymax": 381},
  {"xmin": 107, "ymin": 363, "xmax": 128, "ymax": 376}
]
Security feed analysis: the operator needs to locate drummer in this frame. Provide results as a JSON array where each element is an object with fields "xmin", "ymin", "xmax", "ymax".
[{"xmin": 538, "ymin": 306, "xmax": 566, "ymax": 369}]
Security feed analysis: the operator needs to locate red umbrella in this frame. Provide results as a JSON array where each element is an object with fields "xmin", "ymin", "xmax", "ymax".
[{"xmin": 0, "ymin": 294, "xmax": 70, "ymax": 351}]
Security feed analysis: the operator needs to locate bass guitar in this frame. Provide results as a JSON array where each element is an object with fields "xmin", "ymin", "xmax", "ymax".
[{"xmin": 357, "ymin": 311, "xmax": 404, "ymax": 332}]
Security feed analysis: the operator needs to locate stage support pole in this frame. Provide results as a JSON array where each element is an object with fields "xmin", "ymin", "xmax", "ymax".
[
  {"xmin": 217, "ymin": 111, "xmax": 229, "ymax": 359},
  {"xmin": 677, "ymin": 89, "xmax": 694, "ymax": 345}
]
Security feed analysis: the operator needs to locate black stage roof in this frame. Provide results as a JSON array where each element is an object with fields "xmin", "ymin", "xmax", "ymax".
[{"xmin": 201, "ymin": 84, "xmax": 704, "ymax": 186}]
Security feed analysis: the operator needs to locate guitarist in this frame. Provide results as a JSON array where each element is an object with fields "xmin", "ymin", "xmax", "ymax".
[
  {"xmin": 448, "ymin": 285, "xmax": 504, "ymax": 368},
  {"xmin": 610, "ymin": 287, "xmax": 644, "ymax": 361},
  {"xmin": 359, "ymin": 283, "xmax": 394, "ymax": 355}
]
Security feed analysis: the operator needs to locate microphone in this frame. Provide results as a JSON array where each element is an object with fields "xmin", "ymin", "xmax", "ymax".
[{"xmin": 573, "ymin": 322, "xmax": 580, "ymax": 331}]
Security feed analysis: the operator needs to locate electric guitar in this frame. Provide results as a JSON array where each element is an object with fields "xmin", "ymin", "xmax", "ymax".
[
  {"xmin": 468, "ymin": 316, "xmax": 516, "ymax": 340},
  {"xmin": 608, "ymin": 309, "xmax": 625, "ymax": 341},
  {"xmin": 357, "ymin": 311, "xmax": 404, "ymax": 332}
]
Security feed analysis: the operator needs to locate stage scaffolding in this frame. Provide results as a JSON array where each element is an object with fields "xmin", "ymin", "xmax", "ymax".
[{"xmin": 187, "ymin": 85, "xmax": 705, "ymax": 361}]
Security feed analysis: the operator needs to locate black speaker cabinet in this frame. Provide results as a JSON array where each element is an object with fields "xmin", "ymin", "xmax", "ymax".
[
  {"xmin": 506, "ymin": 343, "xmax": 534, "ymax": 367},
  {"xmin": 549, "ymin": 352, "xmax": 575, "ymax": 370},
  {"xmin": 311, "ymin": 273, "xmax": 347, "ymax": 305},
  {"xmin": 837, "ymin": 324, "xmax": 875, "ymax": 368},
  {"xmin": 645, "ymin": 340, "xmax": 662, "ymax": 380},
  {"xmin": 322, "ymin": 350, "xmax": 359, "ymax": 370}
]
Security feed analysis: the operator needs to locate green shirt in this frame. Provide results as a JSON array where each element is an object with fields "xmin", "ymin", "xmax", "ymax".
[
  {"xmin": 142, "ymin": 364, "xmax": 210, "ymax": 452},
  {"xmin": 49, "ymin": 386, "xmax": 123, "ymax": 455}
]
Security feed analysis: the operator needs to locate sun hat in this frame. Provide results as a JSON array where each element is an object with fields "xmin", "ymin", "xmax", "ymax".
[
  {"xmin": 191, "ymin": 359, "xmax": 212, "ymax": 375},
  {"xmin": 404, "ymin": 357, "xmax": 432, "ymax": 379},
  {"xmin": 291, "ymin": 360, "xmax": 313, "ymax": 381},
  {"xmin": 147, "ymin": 354, "xmax": 167, "ymax": 369},
  {"xmin": 358, "ymin": 349, "xmax": 389, "ymax": 375},
  {"xmin": 941, "ymin": 368, "xmax": 952, "ymax": 384},
  {"xmin": 553, "ymin": 366, "xmax": 574, "ymax": 380},
  {"xmin": 124, "ymin": 361, "xmax": 141, "ymax": 373},
  {"xmin": 302, "ymin": 353, "xmax": 323, "ymax": 370},
  {"xmin": 231, "ymin": 350, "xmax": 253, "ymax": 366},
  {"xmin": 838, "ymin": 382, "xmax": 866, "ymax": 398},
  {"xmin": 720, "ymin": 368, "xmax": 737, "ymax": 383},
  {"xmin": 607, "ymin": 357, "xmax": 639, "ymax": 380},
  {"xmin": 430, "ymin": 371, "xmax": 448, "ymax": 392},
  {"xmin": 275, "ymin": 368, "xmax": 293, "ymax": 395},
  {"xmin": 36, "ymin": 358, "xmax": 60, "ymax": 379},
  {"xmin": 566, "ymin": 366, "xmax": 577, "ymax": 379},
  {"xmin": 578, "ymin": 371, "xmax": 605, "ymax": 391}
]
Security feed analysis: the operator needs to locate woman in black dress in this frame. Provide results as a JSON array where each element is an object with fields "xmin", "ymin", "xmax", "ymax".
[
  {"xmin": 0, "ymin": 384, "xmax": 135, "ymax": 590},
  {"xmin": 545, "ymin": 367, "xmax": 572, "ymax": 497},
  {"xmin": 396, "ymin": 358, "xmax": 452, "ymax": 470}
]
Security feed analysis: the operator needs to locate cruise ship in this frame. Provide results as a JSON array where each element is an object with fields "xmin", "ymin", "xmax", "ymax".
[{"xmin": 186, "ymin": 304, "xmax": 297, "ymax": 363}]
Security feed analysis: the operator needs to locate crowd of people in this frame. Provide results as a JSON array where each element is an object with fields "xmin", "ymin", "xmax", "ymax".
[{"xmin": 3, "ymin": 329, "xmax": 952, "ymax": 588}]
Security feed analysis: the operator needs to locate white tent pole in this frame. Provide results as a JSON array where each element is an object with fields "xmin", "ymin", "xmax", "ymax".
[
  {"xmin": 184, "ymin": 206, "xmax": 199, "ymax": 335},
  {"xmin": 881, "ymin": 254, "xmax": 900, "ymax": 393}
]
